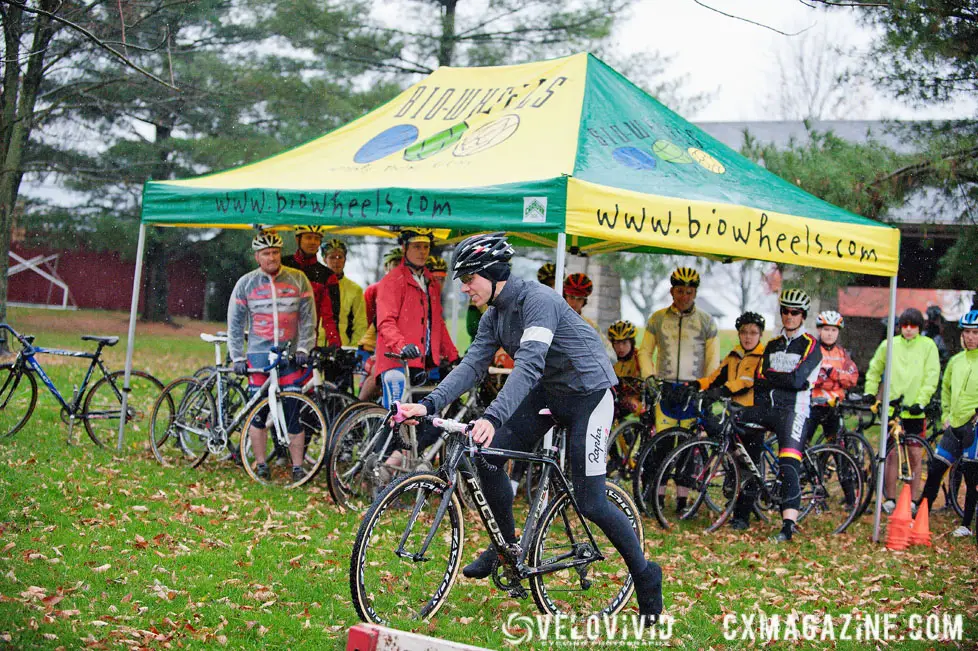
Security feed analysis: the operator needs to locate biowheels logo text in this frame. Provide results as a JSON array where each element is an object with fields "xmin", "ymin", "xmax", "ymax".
[{"xmin": 502, "ymin": 612, "xmax": 675, "ymax": 646}]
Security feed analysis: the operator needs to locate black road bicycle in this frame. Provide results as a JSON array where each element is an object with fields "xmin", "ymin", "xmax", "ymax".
[{"xmin": 350, "ymin": 406, "xmax": 643, "ymax": 627}]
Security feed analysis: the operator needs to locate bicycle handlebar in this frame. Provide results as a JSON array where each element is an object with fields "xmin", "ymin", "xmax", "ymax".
[{"xmin": 0, "ymin": 323, "xmax": 30, "ymax": 347}]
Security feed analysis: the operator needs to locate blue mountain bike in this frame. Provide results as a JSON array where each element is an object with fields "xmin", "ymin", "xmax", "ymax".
[{"xmin": 0, "ymin": 324, "xmax": 164, "ymax": 447}]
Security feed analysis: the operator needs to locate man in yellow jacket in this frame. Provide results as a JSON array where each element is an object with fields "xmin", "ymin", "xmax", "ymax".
[
  {"xmin": 318, "ymin": 238, "xmax": 367, "ymax": 347},
  {"xmin": 864, "ymin": 307, "xmax": 940, "ymax": 513},
  {"xmin": 638, "ymin": 266, "xmax": 719, "ymax": 431}
]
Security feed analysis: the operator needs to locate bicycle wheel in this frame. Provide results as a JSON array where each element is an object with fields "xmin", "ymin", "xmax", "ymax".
[
  {"xmin": 240, "ymin": 391, "xmax": 328, "ymax": 488},
  {"xmin": 652, "ymin": 439, "xmax": 739, "ymax": 532},
  {"xmin": 798, "ymin": 444, "xmax": 864, "ymax": 534},
  {"xmin": 316, "ymin": 389, "xmax": 358, "ymax": 431},
  {"xmin": 0, "ymin": 363, "xmax": 37, "ymax": 439},
  {"xmin": 326, "ymin": 405, "xmax": 391, "ymax": 508},
  {"xmin": 606, "ymin": 420, "xmax": 648, "ymax": 483},
  {"xmin": 838, "ymin": 430, "xmax": 877, "ymax": 517},
  {"xmin": 631, "ymin": 427, "xmax": 692, "ymax": 515},
  {"xmin": 528, "ymin": 481, "xmax": 641, "ymax": 619},
  {"xmin": 350, "ymin": 471, "xmax": 464, "ymax": 626},
  {"xmin": 884, "ymin": 434, "xmax": 934, "ymax": 504},
  {"xmin": 328, "ymin": 400, "xmax": 379, "ymax": 443},
  {"xmin": 83, "ymin": 370, "xmax": 165, "ymax": 449},
  {"xmin": 149, "ymin": 377, "xmax": 216, "ymax": 467}
]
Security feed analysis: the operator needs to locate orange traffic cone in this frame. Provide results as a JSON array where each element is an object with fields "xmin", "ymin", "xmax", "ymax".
[
  {"xmin": 909, "ymin": 498, "xmax": 932, "ymax": 547},
  {"xmin": 885, "ymin": 484, "xmax": 913, "ymax": 551}
]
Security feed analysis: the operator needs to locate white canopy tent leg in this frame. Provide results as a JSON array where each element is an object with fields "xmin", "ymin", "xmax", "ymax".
[
  {"xmin": 117, "ymin": 223, "xmax": 148, "ymax": 451},
  {"xmin": 872, "ymin": 273, "xmax": 899, "ymax": 542},
  {"xmin": 554, "ymin": 233, "xmax": 566, "ymax": 296}
]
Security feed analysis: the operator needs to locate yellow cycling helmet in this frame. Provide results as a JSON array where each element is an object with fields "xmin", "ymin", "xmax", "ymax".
[
  {"xmin": 323, "ymin": 238, "xmax": 347, "ymax": 253},
  {"xmin": 670, "ymin": 266, "xmax": 700, "ymax": 287},
  {"xmin": 294, "ymin": 225, "xmax": 328, "ymax": 235},
  {"xmin": 537, "ymin": 263, "xmax": 556, "ymax": 286},
  {"xmin": 383, "ymin": 248, "xmax": 404, "ymax": 265},
  {"xmin": 398, "ymin": 227, "xmax": 436, "ymax": 245},
  {"xmin": 607, "ymin": 320, "xmax": 638, "ymax": 341},
  {"xmin": 425, "ymin": 255, "xmax": 448, "ymax": 274}
]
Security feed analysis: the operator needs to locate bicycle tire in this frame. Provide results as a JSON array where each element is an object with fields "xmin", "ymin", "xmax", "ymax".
[
  {"xmin": 798, "ymin": 444, "xmax": 864, "ymax": 534},
  {"xmin": 528, "ymin": 481, "xmax": 640, "ymax": 618},
  {"xmin": 0, "ymin": 363, "xmax": 37, "ymax": 439},
  {"xmin": 240, "ymin": 391, "xmax": 328, "ymax": 488},
  {"xmin": 884, "ymin": 433, "xmax": 934, "ymax": 504},
  {"xmin": 83, "ymin": 370, "xmax": 165, "ymax": 449},
  {"xmin": 350, "ymin": 471, "xmax": 464, "ymax": 625},
  {"xmin": 606, "ymin": 420, "xmax": 648, "ymax": 483},
  {"xmin": 328, "ymin": 400, "xmax": 379, "ymax": 444},
  {"xmin": 196, "ymin": 371, "xmax": 247, "ymax": 463},
  {"xmin": 652, "ymin": 438, "xmax": 739, "ymax": 532},
  {"xmin": 326, "ymin": 405, "xmax": 391, "ymax": 508},
  {"xmin": 946, "ymin": 460, "xmax": 965, "ymax": 517},
  {"xmin": 631, "ymin": 427, "xmax": 694, "ymax": 515},
  {"xmin": 837, "ymin": 430, "xmax": 877, "ymax": 517},
  {"xmin": 149, "ymin": 377, "xmax": 216, "ymax": 467}
]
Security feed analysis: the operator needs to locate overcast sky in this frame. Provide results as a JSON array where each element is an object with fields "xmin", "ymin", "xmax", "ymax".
[{"xmin": 620, "ymin": 0, "xmax": 976, "ymax": 122}]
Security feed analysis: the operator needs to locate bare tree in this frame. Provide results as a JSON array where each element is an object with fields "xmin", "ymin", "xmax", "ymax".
[{"xmin": 766, "ymin": 23, "xmax": 869, "ymax": 120}]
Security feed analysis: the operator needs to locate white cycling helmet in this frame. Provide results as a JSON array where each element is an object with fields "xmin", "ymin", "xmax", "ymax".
[
  {"xmin": 252, "ymin": 231, "xmax": 283, "ymax": 251},
  {"xmin": 779, "ymin": 288, "xmax": 811, "ymax": 314},
  {"xmin": 816, "ymin": 310, "xmax": 844, "ymax": 328}
]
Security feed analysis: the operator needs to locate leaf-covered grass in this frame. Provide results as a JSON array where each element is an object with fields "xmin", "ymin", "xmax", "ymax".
[{"xmin": 0, "ymin": 309, "xmax": 976, "ymax": 649}]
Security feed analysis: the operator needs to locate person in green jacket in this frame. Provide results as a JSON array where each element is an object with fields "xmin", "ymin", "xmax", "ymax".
[
  {"xmin": 919, "ymin": 310, "xmax": 978, "ymax": 536},
  {"xmin": 864, "ymin": 307, "xmax": 941, "ymax": 513},
  {"xmin": 318, "ymin": 238, "xmax": 368, "ymax": 347}
]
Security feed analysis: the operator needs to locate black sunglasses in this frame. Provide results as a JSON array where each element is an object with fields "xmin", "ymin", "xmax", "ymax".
[
  {"xmin": 459, "ymin": 274, "xmax": 475, "ymax": 284},
  {"xmin": 780, "ymin": 308, "xmax": 804, "ymax": 316}
]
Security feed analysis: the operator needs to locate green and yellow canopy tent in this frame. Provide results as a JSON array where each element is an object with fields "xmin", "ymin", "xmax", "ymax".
[{"xmin": 128, "ymin": 53, "xmax": 902, "ymax": 539}]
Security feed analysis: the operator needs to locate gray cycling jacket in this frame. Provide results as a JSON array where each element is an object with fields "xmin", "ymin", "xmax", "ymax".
[{"xmin": 420, "ymin": 276, "xmax": 617, "ymax": 428}]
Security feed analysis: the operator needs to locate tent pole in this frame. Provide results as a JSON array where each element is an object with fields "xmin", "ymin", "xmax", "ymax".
[
  {"xmin": 117, "ymin": 223, "xmax": 147, "ymax": 451},
  {"xmin": 554, "ymin": 233, "xmax": 566, "ymax": 296},
  {"xmin": 872, "ymin": 273, "xmax": 899, "ymax": 542}
]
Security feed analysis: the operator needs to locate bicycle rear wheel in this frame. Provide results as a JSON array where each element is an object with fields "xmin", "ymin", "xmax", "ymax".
[
  {"xmin": 240, "ymin": 391, "xmax": 328, "ymax": 488},
  {"xmin": 350, "ymin": 472, "xmax": 464, "ymax": 626},
  {"xmin": 838, "ymin": 431, "xmax": 876, "ymax": 517},
  {"xmin": 606, "ymin": 420, "xmax": 647, "ymax": 483},
  {"xmin": 652, "ymin": 439, "xmax": 739, "ymax": 532},
  {"xmin": 884, "ymin": 434, "xmax": 934, "ymax": 505},
  {"xmin": 0, "ymin": 363, "xmax": 37, "ymax": 439},
  {"xmin": 798, "ymin": 444, "xmax": 863, "ymax": 534},
  {"xmin": 150, "ymin": 377, "xmax": 216, "ymax": 467},
  {"xmin": 83, "ymin": 370, "xmax": 165, "ymax": 449},
  {"xmin": 528, "ymin": 482, "xmax": 641, "ymax": 619},
  {"xmin": 946, "ymin": 460, "xmax": 965, "ymax": 517},
  {"xmin": 326, "ymin": 405, "xmax": 391, "ymax": 508},
  {"xmin": 631, "ymin": 427, "xmax": 692, "ymax": 515}
]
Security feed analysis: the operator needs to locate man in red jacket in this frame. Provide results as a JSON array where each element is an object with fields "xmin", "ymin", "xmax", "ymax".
[
  {"xmin": 281, "ymin": 225, "xmax": 341, "ymax": 347},
  {"xmin": 375, "ymin": 228, "xmax": 458, "ymax": 420}
]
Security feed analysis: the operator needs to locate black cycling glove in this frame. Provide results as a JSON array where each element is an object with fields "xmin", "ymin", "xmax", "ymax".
[{"xmin": 400, "ymin": 344, "xmax": 421, "ymax": 359}]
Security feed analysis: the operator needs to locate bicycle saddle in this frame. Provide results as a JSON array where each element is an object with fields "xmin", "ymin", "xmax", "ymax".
[
  {"xmin": 200, "ymin": 333, "xmax": 228, "ymax": 343},
  {"xmin": 81, "ymin": 335, "xmax": 119, "ymax": 346}
]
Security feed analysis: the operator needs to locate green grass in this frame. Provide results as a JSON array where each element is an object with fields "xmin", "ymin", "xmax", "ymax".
[{"xmin": 0, "ymin": 309, "xmax": 976, "ymax": 649}]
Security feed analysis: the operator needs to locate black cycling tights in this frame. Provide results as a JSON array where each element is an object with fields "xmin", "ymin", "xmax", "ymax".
[
  {"xmin": 476, "ymin": 386, "xmax": 649, "ymax": 575},
  {"xmin": 742, "ymin": 406, "xmax": 809, "ymax": 512}
]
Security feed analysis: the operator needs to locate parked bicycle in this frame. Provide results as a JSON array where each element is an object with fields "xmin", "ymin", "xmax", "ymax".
[
  {"xmin": 350, "ymin": 404, "xmax": 642, "ymax": 627},
  {"xmin": 0, "ymin": 323, "xmax": 164, "ymax": 447},
  {"xmin": 651, "ymin": 396, "xmax": 864, "ymax": 535}
]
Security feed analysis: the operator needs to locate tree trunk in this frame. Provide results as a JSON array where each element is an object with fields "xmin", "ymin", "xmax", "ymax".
[
  {"xmin": 141, "ymin": 235, "xmax": 170, "ymax": 323},
  {"xmin": 437, "ymin": 0, "xmax": 458, "ymax": 67},
  {"xmin": 0, "ymin": 2, "xmax": 58, "ymax": 351}
]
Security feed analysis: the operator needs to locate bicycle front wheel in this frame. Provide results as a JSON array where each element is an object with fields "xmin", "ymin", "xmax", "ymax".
[
  {"xmin": 0, "ymin": 363, "xmax": 37, "ymax": 439},
  {"xmin": 798, "ymin": 444, "xmax": 864, "ymax": 534},
  {"xmin": 326, "ymin": 405, "xmax": 391, "ymax": 508},
  {"xmin": 83, "ymin": 370, "xmax": 164, "ymax": 449},
  {"xmin": 240, "ymin": 391, "xmax": 328, "ymax": 488},
  {"xmin": 606, "ymin": 420, "xmax": 648, "ymax": 482},
  {"xmin": 150, "ymin": 377, "xmax": 216, "ymax": 467},
  {"xmin": 350, "ymin": 472, "xmax": 464, "ymax": 626},
  {"xmin": 838, "ymin": 431, "xmax": 876, "ymax": 517},
  {"xmin": 652, "ymin": 439, "xmax": 739, "ymax": 532},
  {"xmin": 631, "ymin": 427, "xmax": 692, "ymax": 515},
  {"xmin": 528, "ymin": 481, "xmax": 641, "ymax": 619}
]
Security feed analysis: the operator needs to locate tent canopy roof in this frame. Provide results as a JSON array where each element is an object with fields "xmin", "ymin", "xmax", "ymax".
[{"xmin": 142, "ymin": 53, "xmax": 899, "ymax": 276}]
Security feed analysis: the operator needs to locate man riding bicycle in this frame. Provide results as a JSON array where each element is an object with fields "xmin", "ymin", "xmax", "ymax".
[
  {"xmin": 397, "ymin": 232, "xmax": 663, "ymax": 624},
  {"xmin": 228, "ymin": 231, "xmax": 317, "ymax": 482}
]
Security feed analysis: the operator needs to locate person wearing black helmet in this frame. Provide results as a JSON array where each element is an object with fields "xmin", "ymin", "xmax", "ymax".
[
  {"xmin": 695, "ymin": 311, "xmax": 767, "ymax": 530},
  {"xmin": 743, "ymin": 289, "xmax": 822, "ymax": 542},
  {"xmin": 864, "ymin": 307, "xmax": 940, "ymax": 514},
  {"xmin": 397, "ymin": 232, "xmax": 663, "ymax": 624}
]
